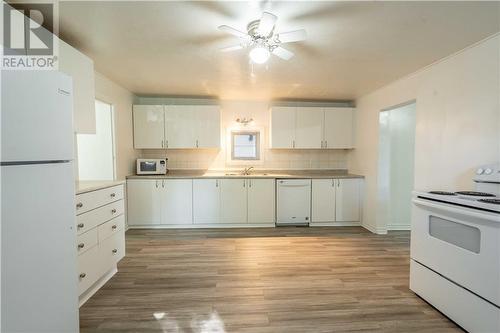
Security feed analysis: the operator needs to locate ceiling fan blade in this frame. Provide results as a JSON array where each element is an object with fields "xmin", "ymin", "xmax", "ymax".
[
  {"xmin": 272, "ymin": 46, "xmax": 294, "ymax": 60},
  {"xmin": 218, "ymin": 25, "xmax": 249, "ymax": 39},
  {"xmin": 220, "ymin": 44, "xmax": 244, "ymax": 52},
  {"xmin": 276, "ymin": 29, "xmax": 307, "ymax": 43},
  {"xmin": 257, "ymin": 12, "xmax": 277, "ymax": 36}
]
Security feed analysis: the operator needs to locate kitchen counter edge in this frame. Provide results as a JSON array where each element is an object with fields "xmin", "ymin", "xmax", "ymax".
[{"xmin": 76, "ymin": 180, "xmax": 126, "ymax": 195}]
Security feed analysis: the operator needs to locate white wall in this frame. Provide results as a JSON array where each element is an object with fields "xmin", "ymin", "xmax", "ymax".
[
  {"xmin": 350, "ymin": 34, "xmax": 500, "ymax": 234},
  {"xmin": 94, "ymin": 72, "xmax": 139, "ymax": 180},
  {"xmin": 138, "ymin": 99, "xmax": 350, "ymax": 170}
]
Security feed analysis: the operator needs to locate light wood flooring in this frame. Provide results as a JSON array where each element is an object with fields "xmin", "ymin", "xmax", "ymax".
[{"xmin": 80, "ymin": 227, "xmax": 462, "ymax": 333}]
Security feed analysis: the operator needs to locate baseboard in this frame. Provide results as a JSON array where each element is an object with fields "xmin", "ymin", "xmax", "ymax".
[
  {"xmin": 362, "ymin": 223, "xmax": 388, "ymax": 235},
  {"xmin": 309, "ymin": 221, "xmax": 361, "ymax": 227},
  {"xmin": 387, "ymin": 224, "xmax": 411, "ymax": 231},
  {"xmin": 128, "ymin": 223, "xmax": 276, "ymax": 229},
  {"xmin": 79, "ymin": 267, "xmax": 117, "ymax": 307}
]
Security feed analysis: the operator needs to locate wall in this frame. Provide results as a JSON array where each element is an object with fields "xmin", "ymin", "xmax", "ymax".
[
  {"xmin": 350, "ymin": 34, "xmax": 500, "ymax": 234},
  {"xmin": 94, "ymin": 72, "xmax": 139, "ymax": 180},
  {"xmin": 137, "ymin": 98, "xmax": 351, "ymax": 170}
]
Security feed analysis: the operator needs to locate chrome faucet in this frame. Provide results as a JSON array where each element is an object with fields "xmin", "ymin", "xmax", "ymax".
[{"xmin": 242, "ymin": 167, "xmax": 254, "ymax": 175}]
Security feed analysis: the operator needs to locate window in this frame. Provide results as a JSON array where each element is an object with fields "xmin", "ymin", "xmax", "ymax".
[{"xmin": 231, "ymin": 131, "xmax": 260, "ymax": 160}]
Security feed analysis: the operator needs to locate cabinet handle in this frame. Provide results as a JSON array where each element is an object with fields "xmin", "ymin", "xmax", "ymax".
[
  {"xmin": 112, "ymin": 224, "xmax": 117, "ymax": 230},
  {"xmin": 77, "ymin": 223, "xmax": 84, "ymax": 229},
  {"xmin": 161, "ymin": 140, "xmax": 164, "ymax": 148},
  {"xmin": 196, "ymin": 139, "xmax": 199, "ymax": 148},
  {"xmin": 76, "ymin": 202, "xmax": 83, "ymax": 209},
  {"xmin": 216, "ymin": 179, "xmax": 219, "ymax": 187},
  {"xmin": 332, "ymin": 179, "xmax": 334, "ymax": 187},
  {"xmin": 79, "ymin": 273, "xmax": 86, "ymax": 279},
  {"xmin": 111, "ymin": 209, "xmax": 117, "ymax": 214},
  {"xmin": 78, "ymin": 243, "xmax": 85, "ymax": 249},
  {"xmin": 166, "ymin": 140, "xmax": 169, "ymax": 148},
  {"xmin": 110, "ymin": 193, "xmax": 116, "ymax": 198},
  {"xmin": 249, "ymin": 179, "xmax": 252, "ymax": 188},
  {"xmin": 292, "ymin": 140, "xmax": 295, "ymax": 148},
  {"xmin": 156, "ymin": 180, "xmax": 159, "ymax": 188},
  {"xmin": 112, "ymin": 249, "xmax": 118, "ymax": 254},
  {"xmin": 325, "ymin": 141, "xmax": 328, "ymax": 148},
  {"xmin": 337, "ymin": 179, "xmax": 340, "ymax": 187},
  {"xmin": 162, "ymin": 180, "xmax": 165, "ymax": 188}
]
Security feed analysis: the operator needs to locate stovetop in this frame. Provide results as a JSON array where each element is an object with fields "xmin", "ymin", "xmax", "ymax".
[{"xmin": 415, "ymin": 190, "xmax": 500, "ymax": 213}]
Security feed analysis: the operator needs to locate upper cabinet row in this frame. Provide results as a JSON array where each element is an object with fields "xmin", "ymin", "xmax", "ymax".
[
  {"xmin": 270, "ymin": 107, "xmax": 355, "ymax": 149},
  {"xmin": 133, "ymin": 105, "xmax": 221, "ymax": 149}
]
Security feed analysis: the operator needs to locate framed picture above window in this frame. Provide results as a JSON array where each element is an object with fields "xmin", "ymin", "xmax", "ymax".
[{"xmin": 231, "ymin": 131, "xmax": 260, "ymax": 160}]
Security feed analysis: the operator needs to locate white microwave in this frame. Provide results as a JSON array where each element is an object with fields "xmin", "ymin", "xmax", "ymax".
[{"xmin": 136, "ymin": 158, "xmax": 167, "ymax": 175}]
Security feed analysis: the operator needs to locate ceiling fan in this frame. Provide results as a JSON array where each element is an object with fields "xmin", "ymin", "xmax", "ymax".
[{"xmin": 218, "ymin": 12, "xmax": 307, "ymax": 64}]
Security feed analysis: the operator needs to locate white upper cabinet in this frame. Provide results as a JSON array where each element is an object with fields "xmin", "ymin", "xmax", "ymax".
[
  {"xmin": 311, "ymin": 179, "xmax": 336, "ymax": 222},
  {"xmin": 193, "ymin": 179, "xmax": 220, "ymax": 224},
  {"xmin": 270, "ymin": 107, "xmax": 296, "ymax": 148},
  {"xmin": 248, "ymin": 179, "xmax": 275, "ymax": 224},
  {"xmin": 295, "ymin": 107, "xmax": 324, "ymax": 149},
  {"xmin": 194, "ymin": 105, "xmax": 221, "ymax": 148},
  {"xmin": 59, "ymin": 40, "xmax": 96, "ymax": 134},
  {"xmin": 160, "ymin": 179, "xmax": 193, "ymax": 225},
  {"xmin": 165, "ymin": 105, "xmax": 196, "ymax": 148},
  {"xmin": 133, "ymin": 105, "xmax": 165, "ymax": 149},
  {"xmin": 219, "ymin": 179, "xmax": 248, "ymax": 224},
  {"xmin": 323, "ymin": 107, "xmax": 355, "ymax": 149},
  {"xmin": 335, "ymin": 179, "xmax": 361, "ymax": 222}
]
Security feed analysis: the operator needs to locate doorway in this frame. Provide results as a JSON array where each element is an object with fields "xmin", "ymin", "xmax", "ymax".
[
  {"xmin": 76, "ymin": 100, "xmax": 116, "ymax": 180},
  {"xmin": 377, "ymin": 101, "xmax": 416, "ymax": 230}
]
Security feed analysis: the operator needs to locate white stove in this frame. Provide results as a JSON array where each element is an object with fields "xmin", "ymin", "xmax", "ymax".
[{"xmin": 410, "ymin": 164, "xmax": 500, "ymax": 333}]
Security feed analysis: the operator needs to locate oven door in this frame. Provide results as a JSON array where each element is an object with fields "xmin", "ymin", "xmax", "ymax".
[{"xmin": 411, "ymin": 198, "xmax": 500, "ymax": 306}]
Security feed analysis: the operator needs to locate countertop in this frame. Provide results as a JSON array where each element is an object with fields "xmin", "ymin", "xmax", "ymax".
[
  {"xmin": 126, "ymin": 169, "xmax": 364, "ymax": 180},
  {"xmin": 75, "ymin": 180, "xmax": 126, "ymax": 195}
]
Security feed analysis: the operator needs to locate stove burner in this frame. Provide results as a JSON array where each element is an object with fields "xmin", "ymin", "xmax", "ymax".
[
  {"xmin": 429, "ymin": 191, "xmax": 457, "ymax": 196},
  {"xmin": 478, "ymin": 198, "xmax": 500, "ymax": 205},
  {"xmin": 455, "ymin": 191, "xmax": 496, "ymax": 197}
]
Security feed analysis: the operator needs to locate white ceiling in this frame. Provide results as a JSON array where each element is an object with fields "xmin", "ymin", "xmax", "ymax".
[{"xmin": 59, "ymin": 1, "xmax": 500, "ymax": 100}]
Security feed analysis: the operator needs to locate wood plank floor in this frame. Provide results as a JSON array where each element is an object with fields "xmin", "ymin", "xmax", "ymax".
[{"xmin": 80, "ymin": 227, "xmax": 462, "ymax": 333}]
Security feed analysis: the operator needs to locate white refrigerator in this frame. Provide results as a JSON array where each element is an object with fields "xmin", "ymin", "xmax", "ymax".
[{"xmin": 1, "ymin": 71, "xmax": 79, "ymax": 332}]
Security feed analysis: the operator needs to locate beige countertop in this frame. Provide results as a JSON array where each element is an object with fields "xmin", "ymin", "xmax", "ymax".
[
  {"xmin": 75, "ymin": 180, "xmax": 125, "ymax": 195},
  {"xmin": 126, "ymin": 169, "xmax": 364, "ymax": 180}
]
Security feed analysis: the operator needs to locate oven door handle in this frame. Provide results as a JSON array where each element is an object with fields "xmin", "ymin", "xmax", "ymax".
[{"xmin": 413, "ymin": 198, "xmax": 499, "ymax": 223}]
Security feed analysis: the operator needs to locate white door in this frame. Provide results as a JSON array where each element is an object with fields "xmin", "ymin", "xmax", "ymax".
[
  {"xmin": 165, "ymin": 105, "xmax": 197, "ymax": 148},
  {"xmin": 160, "ymin": 179, "xmax": 193, "ymax": 225},
  {"xmin": 1, "ymin": 71, "xmax": 74, "ymax": 162},
  {"xmin": 323, "ymin": 107, "xmax": 355, "ymax": 149},
  {"xmin": 311, "ymin": 179, "xmax": 336, "ymax": 223},
  {"xmin": 193, "ymin": 179, "xmax": 220, "ymax": 224},
  {"xmin": 277, "ymin": 179, "xmax": 311, "ymax": 224},
  {"xmin": 195, "ymin": 105, "xmax": 220, "ymax": 148},
  {"xmin": 335, "ymin": 179, "xmax": 360, "ymax": 222},
  {"xmin": 248, "ymin": 179, "xmax": 275, "ymax": 224},
  {"xmin": 127, "ymin": 179, "xmax": 161, "ymax": 225},
  {"xmin": 270, "ymin": 107, "xmax": 296, "ymax": 148},
  {"xmin": 133, "ymin": 105, "xmax": 165, "ymax": 149},
  {"xmin": 220, "ymin": 179, "xmax": 248, "ymax": 224},
  {"xmin": 295, "ymin": 107, "xmax": 324, "ymax": 149}
]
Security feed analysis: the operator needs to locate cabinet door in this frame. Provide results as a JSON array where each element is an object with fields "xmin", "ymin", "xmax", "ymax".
[
  {"xmin": 127, "ymin": 180, "xmax": 161, "ymax": 225},
  {"xmin": 160, "ymin": 179, "xmax": 193, "ymax": 225},
  {"xmin": 165, "ymin": 105, "xmax": 197, "ymax": 148},
  {"xmin": 295, "ymin": 107, "xmax": 324, "ymax": 149},
  {"xmin": 311, "ymin": 179, "xmax": 336, "ymax": 222},
  {"xmin": 133, "ymin": 105, "xmax": 165, "ymax": 149},
  {"xmin": 248, "ymin": 179, "xmax": 275, "ymax": 224},
  {"xmin": 195, "ymin": 105, "xmax": 220, "ymax": 148},
  {"xmin": 335, "ymin": 179, "xmax": 360, "ymax": 222},
  {"xmin": 270, "ymin": 107, "xmax": 296, "ymax": 148},
  {"xmin": 193, "ymin": 179, "xmax": 220, "ymax": 224},
  {"xmin": 220, "ymin": 179, "xmax": 248, "ymax": 224},
  {"xmin": 323, "ymin": 107, "xmax": 355, "ymax": 149}
]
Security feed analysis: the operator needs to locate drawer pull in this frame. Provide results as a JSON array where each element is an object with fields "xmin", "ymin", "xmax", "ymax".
[
  {"xmin": 111, "ymin": 209, "xmax": 117, "ymax": 214},
  {"xmin": 112, "ymin": 249, "xmax": 118, "ymax": 254},
  {"xmin": 111, "ymin": 225, "xmax": 117, "ymax": 230},
  {"xmin": 110, "ymin": 193, "xmax": 116, "ymax": 198},
  {"xmin": 76, "ymin": 202, "xmax": 83, "ymax": 208},
  {"xmin": 79, "ymin": 273, "xmax": 86, "ymax": 279},
  {"xmin": 77, "ymin": 243, "xmax": 85, "ymax": 249},
  {"xmin": 77, "ymin": 223, "xmax": 84, "ymax": 229}
]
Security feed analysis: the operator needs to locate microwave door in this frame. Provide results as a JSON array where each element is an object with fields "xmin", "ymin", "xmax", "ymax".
[{"xmin": 141, "ymin": 161, "xmax": 157, "ymax": 173}]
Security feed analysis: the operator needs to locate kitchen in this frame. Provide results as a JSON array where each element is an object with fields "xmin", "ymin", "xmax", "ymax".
[{"xmin": 1, "ymin": 1, "xmax": 499, "ymax": 333}]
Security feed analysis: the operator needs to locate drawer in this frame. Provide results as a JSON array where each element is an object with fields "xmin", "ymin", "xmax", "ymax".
[
  {"xmin": 99, "ymin": 231, "xmax": 125, "ymax": 272},
  {"xmin": 77, "ymin": 245, "xmax": 101, "ymax": 295},
  {"xmin": 98, "ymin": 215, "xmax": 125, "ymax": 243},
  {"xmin": 76, "ymin": 185, "xmax": 124, "ymax": 215},
  {"xmin": 76, "ymin": 200, "xmax": 124, "ymax": 235},
  {"xmin": 76, "ymin": 228, "xmax": 98, "ymax": 256}
]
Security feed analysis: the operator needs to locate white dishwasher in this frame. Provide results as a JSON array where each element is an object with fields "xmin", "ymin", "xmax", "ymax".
[{"xmin": 276, "ymin": 179, "xmax": 311, "ymax": 226}]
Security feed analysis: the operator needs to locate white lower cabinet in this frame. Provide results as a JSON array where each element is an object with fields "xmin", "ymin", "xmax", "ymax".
[
  {"xmin": 311, "ymin": 178, "xmax": 361, "ymax": 224},
  {"xmin": 127, "ymin": 180, "xmax": 161, "ymax": 225},
  {"xmin": 248, "ymin": 179, "xmax": 275, "ymax": 224},
  {"xmin": 161, "ymin": 179, "xmax": 193, "ymax": 224},
  {"xmin": 220, "ymin": 179, "xmax": 248, "ymax": 224},
  {"xmin": 193, "ymin": 179, "xmax": 220, "ymax": 224}
]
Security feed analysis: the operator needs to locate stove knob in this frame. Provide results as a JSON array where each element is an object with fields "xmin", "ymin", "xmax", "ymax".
[
  {"xmin": 484, "ymin": 168, "xmax": 493, "ymax": 175},
  {"xmin": 476, "ymin": 168, "xmax": 484, "ymax": 175}
]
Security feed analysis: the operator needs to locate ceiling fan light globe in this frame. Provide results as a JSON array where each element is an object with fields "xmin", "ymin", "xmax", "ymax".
[{"xmin": 249, "ymin": 46, "xmax": 270, "ymax": 64}]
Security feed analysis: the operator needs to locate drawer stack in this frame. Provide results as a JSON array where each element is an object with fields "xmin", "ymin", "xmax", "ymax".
[{"xmin": 75, "ymin": 184, "xmax": 125, "ymax": 303}]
